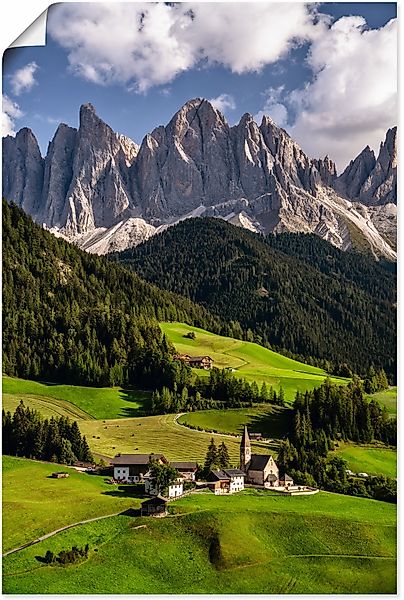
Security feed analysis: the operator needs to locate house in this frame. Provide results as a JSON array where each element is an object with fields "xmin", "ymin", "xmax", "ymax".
[
  {"xmin": 188, "ymin": 356, "xmax": 213, "ymax": 370},
  {"xmin": 240, "ymin": 426, "xmax": 279, "ymax": 486},
  {"xmin": 143, "ymin": 472, "xmax": 184, "ymax": 498},
  {"xmin": 173, "ymin": 354, "xmax": 213, "ymax": 369},
  {"xmin": 249, "ymin": 432, "xmax": 262, "ymax": 441},
  {"xmin": 279, "ymin": 473, "xmax": 294, "ymax": 488},
  {"xmin": 141, "ymin": 496, "xmax": 168, "ymax": 517},
  {"xmin": 170, "ymin": 461, "xmax": 198, "ymax": 481},
  {"xmin": 208, "ymin": 469, "xmax": 245, "ymax": 494},
  {"xmin": 112, "ymin": 453, "xmax": 168, "ymax": 483}
]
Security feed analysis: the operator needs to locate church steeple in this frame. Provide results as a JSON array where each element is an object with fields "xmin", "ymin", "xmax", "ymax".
[{"xmin": 240, "ymin": 425, "xmax": 251, "ymax": 471}]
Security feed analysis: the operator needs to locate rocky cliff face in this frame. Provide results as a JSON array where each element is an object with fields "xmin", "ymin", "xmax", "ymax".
[
  {"xmin": 2, "ymin": 99, "xmax": 397, "ymax": 259},
  {"xmin": 336, "ymin": 127, "xmax": 397, "ymax": 206}
]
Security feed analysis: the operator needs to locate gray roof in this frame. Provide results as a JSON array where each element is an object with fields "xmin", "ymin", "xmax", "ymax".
[
  {"xmin": 211, "ymin": 469, "xmax": 245, "ymax": 480},
  {"xmin": 170, "ymin": 462, "xmax": 198, "ymax": 470},
  {"xmin": 112, "ymin": 453, "xmax": 166, "ymax": 466},
  {"xmin": 141, "ymin": 495, "xmax": 167, "ymax": 506},
  {"xmin": 281, "ymin": 473, "xmax": 293, "ymax": 481},
  {"xmin": 248, "ymin": 454, "xmax": 274, "ymax": 471},
  {"xmin": 267, "ymin": 473, "xmax": 278, "ymax": 481},
  {"xmin": 189, "ymin": 355, "xmax": 212, "ymax": 361}
]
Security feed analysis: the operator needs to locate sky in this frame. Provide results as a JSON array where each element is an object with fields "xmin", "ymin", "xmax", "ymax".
[{"xmin": 2, "ymin": 2, "xmax": 397, "ymax": 172}]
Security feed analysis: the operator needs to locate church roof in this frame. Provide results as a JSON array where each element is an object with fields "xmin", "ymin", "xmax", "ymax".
[
  {"xmin": 241, "ymin": 425, "xmax": 251, "ymax": 447},
  {"xmin": 248, "ymin": 454, "xmax": 274, "ymax": 471}
]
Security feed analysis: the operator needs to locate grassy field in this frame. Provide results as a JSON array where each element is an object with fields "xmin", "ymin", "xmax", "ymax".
[
  {"xmin": 367, "ymin": 387, "xmax": 397, "ymax": 417},
  {"xmin": 79, "ymin": 413, "xmax": 269, "ymax": 463},
  {"xmin": 160, "ymin": 322, "xmax": 348, "ymax": 401},
  {"xmin": 3, "ymin": 489, "xmax": 396, "ymax": 594},
  {"xmin": 2, "ymin": 376, "xmax": 148, "ymax": 420},
  {"xmin": 2, "ymin": 456, "xmax": 143, "ymax": 552},
  {"xmin": 178, "ymin": 405, "xmax": 291, "ymax": 439},
  {"xmin": 334, "ymin": 442, "xmax": 397, "ymax": 478}
]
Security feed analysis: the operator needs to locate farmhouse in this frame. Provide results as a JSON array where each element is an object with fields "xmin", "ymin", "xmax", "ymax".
[
  {"xmin": 208, "ymin": 469, "xmax": 245, "ymax": 494},
  {"xmin": 141, "ymin": 496, "xmax": 168, "ymax": 517},
  {"xmin": 143, "ymin": 472, "xmax": 184, "ymax": 498},
  {"xmin": 170, "ymin": 461, "xmax": 198, "ymax": 481},
  {"xmin": 112, "ymin": 453, "xmax": 168, "ymax": 483},
  {"xmin": 173, "ymin": 354, "xmax": 213, "ymax": 369},
  {"xmin": 240, "ymin": 426, "xmax": 293, "ymax": 487}
]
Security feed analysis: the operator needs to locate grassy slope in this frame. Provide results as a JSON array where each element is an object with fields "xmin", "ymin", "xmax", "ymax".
[
  {"xmin": 178, "ymin": 405, "xmax": 291, "ymax": 438},
  {"xmin": 335, "ymin": 443, "xmax": 397, "ymax": 478},
  {"xmin": 2, "ymin": 376, "xmax": 148, "ymax": 420},
  {"xmin": 79, "ymin": 413, "xmax": 269, "ymax": 463},
  {"xmin": 3, "ymin": 489, "xmax": 396, "ymax": 595},
  {"xmin": 367, "ymin": 386, "xmax": 397, "ymax": 416},
  {"xmin": 2, "ymin": 456, "xmax": 140, "ymax": 552},
  {"xmin": 160, "ymin": 322, "xmax": 348, "ymax": 400}
]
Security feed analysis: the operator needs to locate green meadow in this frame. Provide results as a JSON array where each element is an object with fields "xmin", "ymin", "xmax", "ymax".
[
  {"xmin": 335, "ymin": 442, "xmax": 397, "ymax": 478},
  {"xmin": 160, "ymin": 322, "xmax": 348, "ymax": 401},
  {"xmin": 79, "ymin": 413, "xmax": 268, "ymax": 463},
  {"xmin": 2, "ymin": 375, "xmax": 148, "ymax": 420},
  {"xmin": 367, "ymin": 386, "xmax": 397, "ymax": 416},
  {"xmin": 178, "ymin": 404, "xmax": 291, "ymax": 438},
  {"xmin": 3, "ymin": 488, "xmax": 396, "ymax": 595},
  {"xmin": 2, "ymin": 456, "xmax": 138, "ymax": 552}
]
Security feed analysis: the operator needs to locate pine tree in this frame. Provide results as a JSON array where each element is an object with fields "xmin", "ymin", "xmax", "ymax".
[
  {"xmin": 204, "ymin": 438, "xmax": 218, "ymax": 472},
  {"xmin": 217, "ymin": 441, "xmax": 230, "ymax": 469}
]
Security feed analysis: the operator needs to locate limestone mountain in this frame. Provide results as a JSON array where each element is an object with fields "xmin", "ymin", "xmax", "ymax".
[{"xmin": 2, "ymin": 99, "xmax": 397, "ymax": 259}]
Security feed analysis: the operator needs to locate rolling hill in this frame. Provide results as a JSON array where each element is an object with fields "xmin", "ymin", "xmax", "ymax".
[
  {"xmin": 3, "ymin": 475, "xmax": 396, "ymax": 595},
  {"xmin": 115, "ymin": 217, "xmax": 396, "ymax": 378},
  {"xmin": 160, "ymin": 321, "xmax": 348, "ymax": 399}
]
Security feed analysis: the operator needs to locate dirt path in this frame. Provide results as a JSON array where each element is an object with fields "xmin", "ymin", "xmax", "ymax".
[{"xmin": 2, "ymin": 511, "xmax": 127, "ymax": 558}]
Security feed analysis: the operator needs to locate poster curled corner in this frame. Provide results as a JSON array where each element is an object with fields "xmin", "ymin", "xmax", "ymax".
[{"xmin": 9, "ymin": 9, "xmax": 48, "ymax": 49}]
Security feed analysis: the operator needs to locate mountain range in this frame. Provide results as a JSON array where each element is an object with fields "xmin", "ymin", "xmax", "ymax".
[{"xmin": 2, "ymin": 98, "xmax": 397, "ymax": 259}]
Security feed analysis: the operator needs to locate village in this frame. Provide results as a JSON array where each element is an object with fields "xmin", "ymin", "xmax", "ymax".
[{"xmin": 111, "ymin": 426, "xmax": 318, "ymax": 517}]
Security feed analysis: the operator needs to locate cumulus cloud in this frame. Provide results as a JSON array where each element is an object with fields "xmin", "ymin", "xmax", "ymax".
[
  {"xmin": 289, "ymin": 17, "xmax": 397, "ymax": 171},
  {"xmin": 209, "ymin": 93, "xmax": 236, "ymax": 114},
  {"xmin": 10, "ymin": 62, "xmax": 39, "ymax": 95},
  {"xmin": 254, "ymin": 86, "xmax": 288, "ymax": 127},
  {"xmin": 2, "ymin": 95, "xmax": 23, "ymax": 136},
  {"xmin": 47, "ymin": 3, "xmax": 326, "ymax": 92}
]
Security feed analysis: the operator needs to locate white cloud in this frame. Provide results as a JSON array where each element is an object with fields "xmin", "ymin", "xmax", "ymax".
[
  {"xmin": 254, "ymin": 86, "xmax": 288, "ymax": 127},
  {"xmin": 288, "ymin": 17, "xmax": 397, "ymax": 171},
  {"xmin": 10, "ymin": 62, "xmax": 39, "ymax": 95},
  {"xmin": 2, "ymin": 95, "xmax": 23, "ymax": 137},
  {"xmin": 209, "ymin": 93, "xmax": 236, "ymax": 114},
  {"xmin": 47, "ymin": 3, "xmax": 326, "ymax": 92}
]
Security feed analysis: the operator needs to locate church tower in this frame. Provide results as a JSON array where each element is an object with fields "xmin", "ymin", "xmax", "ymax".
[{"xmin": 240, "ymin": 425, "xmax": 251, "ymax": 471}]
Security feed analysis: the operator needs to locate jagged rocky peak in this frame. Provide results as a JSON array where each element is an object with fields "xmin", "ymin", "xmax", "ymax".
[
  {"xmin": 337, "ymin": 145, "xmax": 376, "ymax": 199},
  {"xmin": 2, "ymin": 99, "xmax": 397, "ymax": 260},
  {"xmin": 313, "ymin": 155, "xmax": 337, "ymax": 187},
  {"xmin": 2, "ymin": 127, "xmax": 44, "ymax": 218}
]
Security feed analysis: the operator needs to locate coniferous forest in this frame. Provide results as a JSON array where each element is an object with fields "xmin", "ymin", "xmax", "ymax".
[
  {"xmin": 115, "ymin": 218, "xmax": 396, "ymax": 379},
  {"xmin": 2, "ymin": 201, "xmax": 221, "ymax": 388}
]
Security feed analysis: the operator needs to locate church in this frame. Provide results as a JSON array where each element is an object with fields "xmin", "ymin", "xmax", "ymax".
[{"xmin": 240, "ymin": 425, "xmax": 292, "ymax": 488}]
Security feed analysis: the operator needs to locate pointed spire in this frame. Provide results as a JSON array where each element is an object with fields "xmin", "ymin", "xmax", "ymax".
[{"xmin": 240, "ymin": 425, "xmax": 251, "ymax": 471}]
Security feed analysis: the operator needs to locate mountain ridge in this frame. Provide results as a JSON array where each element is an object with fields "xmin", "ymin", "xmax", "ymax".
[{"xmin": 2, "ymin": 98, "xmax": 397, "ymax": 259}]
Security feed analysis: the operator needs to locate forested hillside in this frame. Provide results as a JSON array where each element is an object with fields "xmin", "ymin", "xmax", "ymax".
[
  {"xmin": 115, "ymin": 218, "xmax": 396, "ymax": 379},
  {"xmin": 2, "ymin": 201, "xmax": 220, "ymax": 387}
]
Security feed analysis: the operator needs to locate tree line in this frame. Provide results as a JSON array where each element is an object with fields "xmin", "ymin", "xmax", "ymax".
[
  {"xmin": 149, "ymin": 367, "xmax": 285, "ymax": 415},
  {"xmin": 2, "ymin": 401, "xmax": 93, "ymax": 464},
  {"xmin": 276, "ymin": 378, "xmax": 397, "ymax": 502}
]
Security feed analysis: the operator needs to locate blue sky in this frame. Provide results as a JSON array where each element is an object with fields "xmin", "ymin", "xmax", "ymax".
[{"xmin": 2, "ymin": 2, "xmax": 397, "ymax": 171}]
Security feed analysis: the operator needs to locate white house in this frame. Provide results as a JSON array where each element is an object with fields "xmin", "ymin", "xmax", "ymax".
[
  {"xmin": 143, "ymin": 472, "xmax": 184, "ymax": 498},
  {"xmin": 112, "ymin": 453, "xmax": 167, "ymax": 483},
  {"xmin": 208, "ymin": 469, "xmax": 245, "ymax": 494}
]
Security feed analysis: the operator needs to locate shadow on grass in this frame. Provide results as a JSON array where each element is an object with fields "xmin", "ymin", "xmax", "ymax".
[
  {"xmin": 102, "ymin": 484, "xmax": 147, "ymax": 498},
  {"xmin": 118, "ymin": 389, "xmax": 151, "ymax": 418},
  {"xmin": 236, "ymin": 405, "xmax": 293, "ymax": 440}
]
